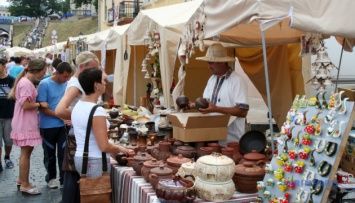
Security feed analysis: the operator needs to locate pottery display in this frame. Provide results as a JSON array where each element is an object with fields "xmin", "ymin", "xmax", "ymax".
[
  {"xmin": 194, "ymin": 153, "xmax": 235, "ymax": 182},
  {"xmin": 221, "ymin": 147, "xmax": 234, "ymax": 159},
  {"xmin": 158, "ymin": 114, "xmax": 169, "ymax": 128},
  {"xmin": 149, "ymin": 165, "xmax": 173, "ymax": 189},
  {"xmin": 195, "ymin": 97, "xmax": 209, "ymax": 110},
  {"xmin": 129, "ymin": 131, "xmax": 138, "ymax": 146},
  {"xmin": 176, "ymin": 95, "xmax": 190, "ymax": 109},
  {"xmin": 138, "ymin": 133, "xmax": 148, "ymax": 146},
  {"xmin": 131, "ymin": 152, "xmax": 153, "ymax": 176},
  {"xmin": 195, "ymin": 176, "xmax": 235, "ymax": 202},
  {"xmin": 115, "ymin": 152, "xmax": 129, "ymax": 166},
  {"xmin": 239, "ymin": 130, "xmax": 266, "ymax": 154},
  {"xmin": 175, "ymin": 144, "xmax": 196, "ymax": 159},
  {"xmin": 177, "ymin": 160, "xmax": 196, "ymax": 182},
  {"xmin": 172, "ymin": 140, "xmax": 184, "ymax": 155},
  {"xmin": 233, "ymin": 161, "xmax": 265, "ymax": 193},
  {"xmin": 238, "ymin": 150, "xmax": 267, "ymax": 165},
  {"xmin": 227, "ymin": 142, "xmax": 242, "ymax": 164},
  {"xmin": 109, "ymin": 110, "xmax": 119, "ymax": 119},
  {"xmin": 166, "ymin": 154, "xmax": 192, "ymax": 174},
  {"xmin": 196, "ymin": 147, "xmax": 213, "ymax": 159},
  {"xmin": 141, "ymin": 158, "xmax": 164, "ymax": 182},
  {"xmin": 155, "ymin": 175, "xmax": 196, "ymax": 203},
  {"xmin": 151, "ymin": 141, "xmax": 172, "ymax": 161},
  {"xmin": 207, "ymin": 142, "xmax": 221, "ymax": 153}
]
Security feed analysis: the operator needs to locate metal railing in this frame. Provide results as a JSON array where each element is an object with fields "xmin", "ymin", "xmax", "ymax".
[{"xmin": 118, "ymin": 1, "xmax": 142, "ymax": 19}]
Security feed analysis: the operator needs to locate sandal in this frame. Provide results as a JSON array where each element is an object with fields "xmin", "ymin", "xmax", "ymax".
[
  {"xmin": 16, "ymin": 182, "xmax": 36, "ymax": 189},
  {"xmin": 20, "ymin": 188, "xmax": 41, "ymax": 195}
]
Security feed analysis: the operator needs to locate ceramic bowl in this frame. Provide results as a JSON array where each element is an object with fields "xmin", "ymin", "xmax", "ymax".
[
  {"xmin": 109, "ymin": 110, "xmax": 119, "ymax": 119},
  {"xmin": 176, "ymin": 95, "xmax": 189, "ymax": 109},
  {"xmin": 195, "ymin": 97, "xmax": 209, "ymax": 110},
  {"xmin": 239, "ymin": 130, "xmax": 266, "ymax": 154}
]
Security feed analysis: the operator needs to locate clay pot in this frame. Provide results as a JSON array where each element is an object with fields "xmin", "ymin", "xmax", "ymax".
[
  {"xmin": 207, "ymin": 143, "xmax": 221, "ymax": 153},
  {"xmin": 239, "ymin": 150, "xmax": 267, "ymax": 165},
  {"xmin": 141, "ymin": 158, "xmax": 164, "ymax": 182},
  {"xmin": 109, "ymin": 123, "xmax": 118, "ymax": 130},
  {"xmin": 123, "ymin": 149, "xmax": 136, "ymax": 167},
  {"xmin": 129, "ymin": 131, "xmax": 138, "ymax": 146},
  {"xmin": 156, "ymin": 175, "xmax": 196, "ymax": 203},
  {"xmin": 138, "ymin": 133, "xmax": 148, "ymax": 146},
  {"xmin": 239, "ymin": 130, "xmax": 266, "ymax": 154},
  {"xmin": 227, "ymin": 142, "xmax": 242, "ymax": 164},
  {"xmin": 172, "ymin": 140, "xmax": 184, "ymax": 155},
  {"xmin": 175, "ymin": 144, "xmax": 196, "ymax": 159},
  {"xmin": 149, "ymin": 165, "xmax": 173, "ymax": 189},
  {"xmin": 109, "ymin": 110, "xmax": 119, "ymax": 118},
  {"xmin": 155, "ymin": 132, "xmax": 165, "ymax": 143},
  {"xmin": 221, "ymin": 147, "xmax": 234, "ymax": 159},
  {"xmin": 196, "ymin": 147, "xmax": 213, "ymax": 159},
  {"xmin": 195, "ymin": 97, "xmax": 209, "ymax": 110},
  {"xmin": 194, "ymin": 142, "xmax": 206, "ymax": 149},
  {"xmin": 176, "ymin": 95, "xmax": 190, "ymax": 109},
  {"xmin": 194, "ymin": 153, "xmax": 235, "ymax": 182},
  {"xmin": 166, "ymin": 154, "xmax": 192, "ymax": 174},
  {"xmin": 177, "ymin": 160, "xmax": 196, "ymax": 182},
  {"xmin": 131, "ymin": 152, "xmax": 153, "ymax": 176},
  {"xmin": 115, "ymin": 152, "xmax": 128, "ymax": 166},
  {"xmin": 135, "ymin": 145, "xmax": 147, "ymax": 155},
  {"xmin": 145, "ymin": 121, "xmax": 156, "ymax": 132},
  {"xmin": 233, "ymin": 161, "xmax": 265, "ymax": 193},
  {"xmin": 195, "ymin": 177, "xmax": 235, "ymax": 202},
  {"xmin": 151, "ymin": 142, "xmax": 172, "ymax": 161},
  {"xmin": 164, "ymin": 127, "xmax": 173, "ymax": 139}
]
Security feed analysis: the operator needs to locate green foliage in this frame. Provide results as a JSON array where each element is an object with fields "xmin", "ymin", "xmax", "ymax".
[
  {"xmin": 92, "ymin": 0, "xmax": 98, "ymax": 12},
  {"xmin": 73, "ymin": 0, "xmax": 92, "ymax": 9},
  {"xmin": 7, "ymin": 0, "xmax": 67, "ymax": 17}
]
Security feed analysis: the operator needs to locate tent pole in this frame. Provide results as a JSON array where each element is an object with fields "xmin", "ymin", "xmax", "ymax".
[
  {"xmin": 334, "ymin": 38, "xmax": 346, "ymax": 92},
  {"xmin": 261, "ymin": 31, "xmax": 274, "ymax": 155},
  {"xmin": 134, "ymin": 45, "xmax": 136, "ymax": 106}
]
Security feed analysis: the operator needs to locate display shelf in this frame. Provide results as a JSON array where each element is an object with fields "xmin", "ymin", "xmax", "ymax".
[{"xmin": 257, "ymin": 96, "xmax": 355, "ymax": 203}]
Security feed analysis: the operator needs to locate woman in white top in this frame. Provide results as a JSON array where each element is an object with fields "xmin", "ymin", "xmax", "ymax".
[{"xmin": 72, "ymin": 67, "xmax": 128, "ymax": 177}]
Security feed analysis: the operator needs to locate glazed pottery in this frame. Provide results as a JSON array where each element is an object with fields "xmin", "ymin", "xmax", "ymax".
[
  {"xmin": 196, "ymin": 147, "xmax": 213, "ymax": 159},
  {"xmin": 131, "ymin": 152, "xmax": 153, "ymax": 176},
  {"xmin": 129, "ymin": 131, "xmax": 138, "ymax": 146},
  {"xmin": 149, "ymin": 165, "xmax": 173, "ymax": 189},
  {"xmin": 138, "ymin": 133, "xmax": 148, "ymax": 146},
  {"xmin": 195, "ymin": 177, "xmax": 235, "ymax": 202},
  {"xmin": 194, "ymin": 153, "xmax": 235, "ymax": 182},
  {"xmin": 172, "ymin": 140, "xmax": 184, "ymax": 155},
  {"xmin": 141, "ymin": 158, "xmax": 164, "ymax": 182},
  {"xmin": 155, "ymin": 175, "xmax": 196, "ymax": 203},
  {"xmin": 145, "ymin": 121, "xmax": 156, "ymax": 132},
  {"xmin": 115, "ymin": 152, "xmax": 128, "ymax": 166},
  {"xmin": 239, "ymin": 150, "xmax": 267, "ymax": 165},
  {"xmin": 221, "ymin": 147, "xmax": 234, "ymax": 159},
  {"xmin": 239, "ymin": 130, "xmax": 266, "ymax": 154},
  {"xmin": 233, "ymin": 161, "xmax": 265, "ymax": 193},
  {"xmin": 109, "ymin": 110, "xmax": 119, "ymax": 119},
  {"xmin": 177, "ymin": 160, "xmax": 196, "ymax": 182},
  {"xmin": 207, "ymin": 143, "xmax": 221, "ymax": 153},
  {"xmin": 195, "ymin": 97, "xmax": 209, "ymax": 110},
  {"xmin": 166, "ymin": 154, "xmax": 192, "ymax": 174},
  {"xmin": 176, "ymin": 95, "xmax": 190, "ymax": 109},
  {"xmin": 227, "ymin": 142, "xmax": 242, "ymax": 164},
  {"xmin": 151, "ymin": 141, "xmax": 172, "ymax": 161},
  {"xmin": 175, "ymin": 144, "xmax": 196, "ymax": 159}
]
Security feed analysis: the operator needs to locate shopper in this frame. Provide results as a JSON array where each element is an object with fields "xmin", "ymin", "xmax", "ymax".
[
  {"xmin": 0, "ymin": 58, "xmax": 15, "ymax": 171},
  {"xmin": 188, "ymin": 43, "xmax": 249, "ymax": 146},
  {"xmin": 55, "ymin": 51, "xmax": 100, "ymax": 203},
  {"xmin": 9, "ymin": 57, "xmax": 24, "ymax": 79},
  {"xmin": 72, "ymin": 67, "xmax": 128, "ymax": 177},
  {"xmin": 5, "ymin": 56, "xmax": 15, "ymax": 74},
  {"xmin": 37, "ymin": 62, "xmax": 72, "ymax": 189},
  {"xmin": 8, "ymin": 59, "xmax": 48, "ymax": 195}
]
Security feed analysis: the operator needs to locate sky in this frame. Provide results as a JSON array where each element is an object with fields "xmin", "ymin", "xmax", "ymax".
[{"xmin": 0, "ymin": 0, "xmax": 9, "ymax": 6}]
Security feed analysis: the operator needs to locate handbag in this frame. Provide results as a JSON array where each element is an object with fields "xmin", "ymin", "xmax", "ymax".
[
  {"xmin": 78, "ymin": 105, "xmax": 112, "ymax": 203},
  {"xmin": 62, "ymin": 127, "xmax": 77, "ymax": 172}
]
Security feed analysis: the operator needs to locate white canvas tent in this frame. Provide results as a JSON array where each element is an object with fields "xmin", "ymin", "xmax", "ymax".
[
  {"xmin": 86, "ymin": 24, "xmax": 131, "ymax": 104},
  {"xmin": 5, "ymin": 47, "xmax": 32, "ymax": 57}
]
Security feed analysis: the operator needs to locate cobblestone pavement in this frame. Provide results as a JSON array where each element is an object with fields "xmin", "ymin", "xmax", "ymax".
[{"xmin": 0, "ymin": 146, "xmax": 62, "ymax": 203}]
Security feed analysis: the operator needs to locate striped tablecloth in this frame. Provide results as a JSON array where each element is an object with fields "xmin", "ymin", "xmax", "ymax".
[{"xmin": 110, "ymin": 160, "xmax": 258, "ymax": 203}]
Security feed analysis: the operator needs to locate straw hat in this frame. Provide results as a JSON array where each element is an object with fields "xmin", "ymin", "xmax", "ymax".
[{"xmin": 196, "ymin": 43, "xmax": 235, "ymax": 62}]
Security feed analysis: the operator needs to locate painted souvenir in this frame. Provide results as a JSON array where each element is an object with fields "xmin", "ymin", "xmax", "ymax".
[
  {"xmin": 296, "ymin": 188, "xmax": 309, "ymax": 203},
  {"xmin": 283, "ymin": 161, "xmax": 293, "ymax": 172},
  {"xmin": 309, "ymin": 149, "xmax": 316, "ymax": 166},
  {"xmin": 257, "ymin": 181, "xmax": 266, "ymax": 192},
  {"xmin": 311, "ymin": 110, "xmax": 323, "ymax": 124},
  {"xmin": 274, "ymin": 168, "xmax": 284, "ymax": 181},
  {"xmin": 304, "ymin": 124, "xmax": 315, "ymax": 134},
  {"xmin": 276, "ymin": 154, "xmax": 288, "ymax": 166},
  {"xmin": 308, "ymin": 97, "xmax": 317, "ymax": 106},
  {"xmin": 325, "ymin": 109, "xmax": 335, "ymax": 123},
  {"xmin": 288, "ymin": 149, "xmax": 297, "ymax": 159},
  {"xmin": 255, "ymin": 197, "xmax": 263, "ymax": 203},
  {"xmin": 302, "ymin": 134, "xmax": 312, "ymax": 145},
  {"xmin": 266, "ymin": 178, "xmax": 274, "ymax": 187},
  {"xmin": 317, "ymin": 160, "xmax": 331, "ymax": 176},
  {"xmin": 313, "ymin": 138, "xmax": 326, "ymax": 153},
  {"xmin": 294, "ymin": 110, "xmax": 304, "ymax": 125},
  {"xmin": 284, "ymin": 192, "xmax": 291, "ymax": 200},
  {"xmin": 334, "ymin": 91, "xmax": 344, "ymax": 108},
  {"xmin": 339, "ymin": 97, "xmax": 349, "ymax": 114},
  {"xmin": 286, "ymin": 107, "xmax": 297, "ymax": 122},
  {"xmin": 278, "ymin": 197, "xmax": 289, "ymax": 203},
  {"xmin": 298, "ymin": 147, "xmax": 311, "ymax": 159},
  {"xmin": 328, "ymin": 92, "xmax": 337, "ymax": 109},
  {"xmin": 277, "ymin": 181, "xmax": 288, "ymax": 192},
  {"xmin": 283, "ymin": 138, "xmax": 290, "ymax": 153},
  {"xmin": 314, "ymin": 119, "xmax": 323, "ymax": 136},
  {"xmin": 265, "ymin": 164, "xmax": 273, "ymax": 174},
  {"xmin": 327, "ymin": 121, "xmax": 336, "ymax": 136},
  {"xmin": 263, "ymin": 191, "xmax": 271, "ymax": 200},
  {"xmin": 294, "ymin": 161, "xmax": 305, "ymax": 173},
  {"xmin": 292, "ymin": 130, "xmax": 302, "ymax": 147},
  {"xmin": 292, "ymin": 94, "xmax": 300, "ymax": 107},
  {"xmin": 299, "ymin": 95, "xmax": 307, "ymax": 108},
  {"xmin": 333, "ymin": 121, "xmax": 345, "ymax": 138},
  {"xmin": 280, "ymin": 121, "xmax": 291, "ymax": 135},
  {"xmin": 302, "ymin": 170, "xmax": 315, "ymax": 181},
  {"xmin": 324, "ymin": 141, "xmax": 337, "ymax": 156},
  {"xmin": 315, "ymin": 92, "xmax": 321, "ymax": 109},
  {"xmin": 310, "ymin": 179, "xmax": 323, "ymax": 195},
  {"xmin": 286, "ymin": 126, "xmax": 295, "ymax": 139},
  {"xmin": 286, "ymin": 176, "xmax": 296, "ymax": 189},
  {"xmin": 321, "ymin": 92, "xmax": 328, "ymax": 109},
  {"xmin": 277, "ymin": 135, "xmax": 287, "ymax": 146}
]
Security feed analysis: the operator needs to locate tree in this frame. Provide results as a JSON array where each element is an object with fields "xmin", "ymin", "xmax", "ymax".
[
  {"xmin": 8, "ymin": 0, "xmax": 65, "ymax": 17},
  {"xmin": 73, "ymin": 0, "xmax": 92, "ymax": 9}
]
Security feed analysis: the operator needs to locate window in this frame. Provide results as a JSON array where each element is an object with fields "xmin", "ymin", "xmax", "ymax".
[{"xmin": 108, "ymin": 8, "xmax": 114, "ymax": 22}]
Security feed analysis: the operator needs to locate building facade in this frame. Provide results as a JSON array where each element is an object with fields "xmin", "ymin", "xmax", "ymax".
[{"xmin": 0, "ymin": 6, "xmax": 10, "ymax": 17}]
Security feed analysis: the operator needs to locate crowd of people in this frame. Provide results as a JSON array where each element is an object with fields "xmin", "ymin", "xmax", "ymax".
[{"xmin": 0, "ymin": 51, "xmax": 127, "ymax": 201}]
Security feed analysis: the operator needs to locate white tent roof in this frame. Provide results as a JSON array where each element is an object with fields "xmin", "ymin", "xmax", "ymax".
[
  {"xmin": 5, "ymin": 47, "xmax": 32, "ymax": 57},
  {"xmin": 128, "ymin": 0, "xmax": 204, "ymax": 108},
  {"xmin": 86, "ymin": 29, "xmax": 111, "ymax": 51}
]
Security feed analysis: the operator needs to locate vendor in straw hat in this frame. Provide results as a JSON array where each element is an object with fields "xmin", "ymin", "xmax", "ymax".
[{"xmin": 188, "ymin": 43, "xmax": 249, "ymax": 146}]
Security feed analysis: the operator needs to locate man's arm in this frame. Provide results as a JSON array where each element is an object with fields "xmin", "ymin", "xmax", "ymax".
[
  {"xmin": 55, "ymin": 86, "xmax": 81, "ymax": 120},
  {"xmin": 198, "ymin": 100, "xmax": 249, "ymax": 117}
]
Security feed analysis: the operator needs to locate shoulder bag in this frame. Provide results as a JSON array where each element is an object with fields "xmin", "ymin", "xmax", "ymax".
[{"xmin": 78, "ymin": 105, "xmax": 112, "ymax": 203}]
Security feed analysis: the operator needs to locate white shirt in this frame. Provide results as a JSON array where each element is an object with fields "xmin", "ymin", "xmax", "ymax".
[
  {"xmin": 203, "ymin": 71, "xmax": 248, "ymax": 146},
  {"xmin": 72, "ymin": 100, "xmax": 110, "ymax": 158},
  {"xmin": 5, "ymin": 61, "xmax": 15, "ymax": 73},
  {"xmin": 65, "ymin": 77, "xmax": 85, "ymax": 110}
]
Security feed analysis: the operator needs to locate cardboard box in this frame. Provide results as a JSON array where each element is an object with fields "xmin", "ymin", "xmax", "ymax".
[
  {"xmin": 338, "ymin": 86, "xmax": 355, "ymax": 101},
  {"xmin": 167, "ymin": 113, "xmax": 235, "ymax": 142}
]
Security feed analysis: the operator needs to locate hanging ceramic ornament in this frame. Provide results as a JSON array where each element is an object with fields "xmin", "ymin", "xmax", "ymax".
[
  {"xmin": 144, "ymin": 71, "xmax": 151, "ymax": 79},
  {"xmin": 141, "ymin": 60, "xmax": 147, "ymax": 72},
  {"xmin": 145, "ymin": 53, "xmax": 151, "ymax": 61},
  {"xmin": 339, "ymin": 97, "xmax": 349, "ymax": 114},
  {"xmin": 144, "ymin": 30, "xmax": 152, "ymax": 42},
  {"xmin": 323, "ymin": 77, "xmax": 333, "ymax": 86}
]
